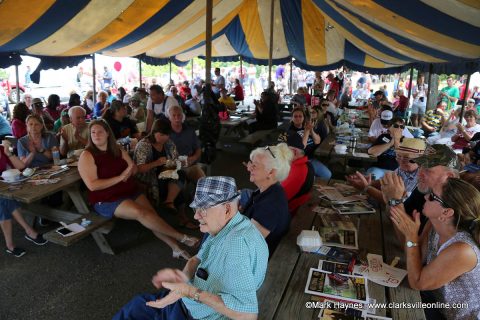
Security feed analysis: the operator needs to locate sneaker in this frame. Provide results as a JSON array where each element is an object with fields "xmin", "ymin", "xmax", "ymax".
[
  {"xmin": 6, "ymin": 247, "xmax": 26, "ymax": 257},
  {"xmin": 25, "ymin": 234, "xmax": 48, "ymax": 246}
]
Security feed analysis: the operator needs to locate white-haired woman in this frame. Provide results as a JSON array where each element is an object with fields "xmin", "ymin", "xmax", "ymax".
[{"xmin": 241, "ymin": 143, "xmax": 292, "ymax": 255}]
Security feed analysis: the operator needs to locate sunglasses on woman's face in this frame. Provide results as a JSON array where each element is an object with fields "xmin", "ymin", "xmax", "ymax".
[
  {"xmin": 428, "ymin": 192, "xmax": 448, "ymax": 208},
  {"xmin": 392, "ymin": 124, "xmax": 405, "ymax": 129}
]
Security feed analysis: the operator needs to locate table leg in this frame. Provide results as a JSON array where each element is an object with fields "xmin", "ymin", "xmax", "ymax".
[{"xmin": 65, "ymin": 186, "xmax": 89, "ymax": 214}]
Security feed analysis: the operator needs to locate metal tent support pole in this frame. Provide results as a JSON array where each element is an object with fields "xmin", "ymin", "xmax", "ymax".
[
  {"xmin": 169, "ymin": 58, "xmax": 172, "ymax": 83},
  {"xmin": 205, "ymin": 0, "xmax": 213, "ymax": 84},
  {"xmin": 267, "ymin": 0, "xmax": 275, "ymax": 85},
  {"xmin": 15, "ymin": 64, "xmax": 20, "ymax": 103},
  {"xmin": 459, "ymin": 73, "xmax": 472, "ymax": 122},
  {"xmin": 139, "ymin": 58, "xmax": 142, "ymax": 88},
  {"xmin": 289, "ymin": 57, "xmax": 293, "ymax": 94},
  {"xmin": 425, "ymin": 64, "xmax": 433, "ymax": 112},
  {"xmin": 407, "ymin": 67, "xmax": 414, "ymax": 101},
  {"xmin": 92, "ymin": 54, "xmax": 97, "ymax": 105}
]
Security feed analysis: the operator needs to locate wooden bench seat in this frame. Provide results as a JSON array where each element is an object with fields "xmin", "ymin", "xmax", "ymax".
[{"xmin": 22, "ymin": 203, "xmax": 116, "ymax": 255}]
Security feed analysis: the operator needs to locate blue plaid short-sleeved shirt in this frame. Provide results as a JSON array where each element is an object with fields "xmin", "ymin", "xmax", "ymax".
[{"xmin": 182, "ymin": 212, "xmax": 269, "ymax": 319}]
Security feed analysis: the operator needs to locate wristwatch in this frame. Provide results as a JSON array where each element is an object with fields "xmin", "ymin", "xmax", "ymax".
[
  {"xmin": 37, "ymin": 148, "xmax": 45, "ymax": 153},
  {"xmin": 388, "ymin": 197, "xmax": 406, "ymax": 207},
  {"xmin": 406, "ymin": 240, "xmax": 418, "ymax": 248}
]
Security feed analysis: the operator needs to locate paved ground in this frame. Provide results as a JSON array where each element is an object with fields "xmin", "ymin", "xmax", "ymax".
[{"xmin": 0, "ymin": 131, "xmax": 256, "ymax": 320}]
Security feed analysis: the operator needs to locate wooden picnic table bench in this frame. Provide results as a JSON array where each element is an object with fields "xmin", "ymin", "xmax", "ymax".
[
  {"xmin": 258, "ymin": 183, "xmax": 425, "ymax": 319},
  {"xmin": 0, "ymin": 167, "xmax": 116, "ymax": 254}
]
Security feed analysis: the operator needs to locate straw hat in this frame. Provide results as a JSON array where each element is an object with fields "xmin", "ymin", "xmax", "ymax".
[{"xmin": 396, "ymin": 138, "xmax": 426, "ymax": 157}]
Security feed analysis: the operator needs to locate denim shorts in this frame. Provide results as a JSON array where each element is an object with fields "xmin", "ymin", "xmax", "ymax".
[
  {"xmin": 94, "ymin": 193, "xmax": 142, "ymax": 219},
  {"xmin": 0, "ymin": 198, "xmax": 20, "ymax": 221}
]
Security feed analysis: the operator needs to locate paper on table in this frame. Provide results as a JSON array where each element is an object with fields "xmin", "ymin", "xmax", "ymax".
[
  {"xmin": 360, "ymin": 254, "xmax": 407, "ymax": 288},
  {"xmin": 317, "ymin": 189, "xmax": 367, "ymax": 203},
  {"xmin": 352, "ymin": 152, "xmax": 371, "ymax": 158}
]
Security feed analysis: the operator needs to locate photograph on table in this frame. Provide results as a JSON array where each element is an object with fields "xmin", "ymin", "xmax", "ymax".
[
  {"xmin": 332, "ymin": 202, "xmax": 376, "ymax": 215},
  {"xmin": 305, "ymin": 268, "xmax": 369, "ymax": 304}
]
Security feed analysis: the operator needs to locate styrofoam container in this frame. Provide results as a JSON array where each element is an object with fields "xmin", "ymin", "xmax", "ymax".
[
  {"xmin": 2, "ymin": 169, "xmax": 21, "ymax": 182},
  {"xmin": 297, "ymin": 230, "xmax": 323, "ymax": 252},
  {"xmin": 334, "ymin": 144, "xmax": 347, "ymax": 154}
]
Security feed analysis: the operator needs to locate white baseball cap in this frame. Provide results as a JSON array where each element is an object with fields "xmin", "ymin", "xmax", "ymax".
[{"xmin": 380, "ymin": 110, "xmax": 393, "ymax": 121}]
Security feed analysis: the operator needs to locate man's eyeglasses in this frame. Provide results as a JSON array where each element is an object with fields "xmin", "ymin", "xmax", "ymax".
[
  {"xmin": 428, "ymin": 192, "xmax": 449, "ymax": 208},
  {"xmin": 265, "ymin": 146, "xmax": 276, "ymax": 158},
  {"xmin": 196, "ymin": 199, "xmax": 234, "ymax": 217},
  {"xmin": 321, "ymin": 104, "xmax": 329, "ymax": 107},
  {"xmin": 392, "ymin": 124, "xmax": 405, "ymax": 129}
]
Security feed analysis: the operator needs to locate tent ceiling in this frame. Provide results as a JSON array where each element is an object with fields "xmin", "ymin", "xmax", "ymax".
[{"xmin": 0, "ymin": 0, "xmax": 479, "ymax": 73}]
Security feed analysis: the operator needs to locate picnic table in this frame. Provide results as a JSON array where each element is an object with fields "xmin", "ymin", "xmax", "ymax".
[
  {"xmin": 315, "ymin": 129, "xmax": 376, "ymax": 173},
  {"xmin": 221, "ymin": 112, "xmax": 254, "ymax": 137},
  {"xmin": 0, "ymin": 166, "xmax": 115, "ymax": 254},
  {"xmin": 258, "ymin": 184, "xmax": 425, "ymax": 319}
]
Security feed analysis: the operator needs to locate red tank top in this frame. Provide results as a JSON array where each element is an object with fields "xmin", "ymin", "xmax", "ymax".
[{"xmin": 88, "ymin": 151, "xmax": 137, "ymax": 204}]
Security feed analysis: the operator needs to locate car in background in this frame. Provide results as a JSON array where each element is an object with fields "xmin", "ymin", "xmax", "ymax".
[{"xmin": 0, "ymin": 78, "xmax": 26, "ymax": 103}]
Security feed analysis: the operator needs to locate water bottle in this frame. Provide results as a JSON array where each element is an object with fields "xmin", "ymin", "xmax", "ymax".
[{"xmin": 52, "ymin": 146, "xmax": 60, "ymax": 165}]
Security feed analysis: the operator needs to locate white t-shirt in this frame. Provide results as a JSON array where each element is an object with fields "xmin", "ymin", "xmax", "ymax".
[
  {"xmin": 412, "ymin": 83, "xmax": 428, "ymax": 105},
  {"xmin": 368, "ymin": 118, "xmax": 413, "ymax": 139},
  {"xmin": 146, "ymin": 96, "xmax": 179, "ymax": 116},
  {"xmin": 213, "ymin": 75, "xmax": 225, "ymax": 93}
]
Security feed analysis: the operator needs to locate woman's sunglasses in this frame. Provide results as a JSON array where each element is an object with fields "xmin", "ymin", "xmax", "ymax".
[
  {"xmin": 428, "ymin": 192, "xmax": 449, "ymax": 208},
  {"xmin": 392, "ymin": 124, "xmax": 405, "ymax": 129}
]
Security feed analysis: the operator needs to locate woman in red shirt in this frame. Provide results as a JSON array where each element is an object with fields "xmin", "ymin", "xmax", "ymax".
[
  {"xmin": 78, "ymin": 120, "xmax": 198, "ymax": 259},
  {"xmin": 11, "ymin": 102, "xmax": 30, "ymax": 138},
  {"xmin": 232, "ymin": 78, "xmax": 244, "ymax": 101}
]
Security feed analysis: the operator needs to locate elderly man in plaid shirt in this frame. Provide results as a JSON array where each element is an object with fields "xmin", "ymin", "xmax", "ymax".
[{"xmin": 114, "ymin": 176, "xmax": 269, "ymax": 320}]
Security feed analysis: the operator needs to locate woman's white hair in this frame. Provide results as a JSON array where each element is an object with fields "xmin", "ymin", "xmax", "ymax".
[{"xmin": 250, "ymin": 143, "xmax": 293, "ymax": 182}]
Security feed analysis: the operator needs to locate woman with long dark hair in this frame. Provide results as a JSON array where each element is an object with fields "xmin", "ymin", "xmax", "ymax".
[{"xmin": 78, "ymin": 120, "xmax": 198, "ymax": 259}]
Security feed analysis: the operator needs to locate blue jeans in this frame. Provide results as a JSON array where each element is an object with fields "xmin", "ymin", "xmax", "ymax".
[
  {"xmin": 366, "ymin": 167, "xmax": 391, "ymax": 180},
  {"xmin": 113, "ymin": 290, "xmax": 193, "ymax": 320},
  {"xmin": 310, "ymin": 159, "xmax": 332, "ymax": 180}
]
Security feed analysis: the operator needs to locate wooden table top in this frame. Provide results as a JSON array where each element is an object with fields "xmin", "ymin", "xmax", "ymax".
[
  {"xmin": 258, "ymin": 185, "xmax": 425, "ymax": 319},
  {"xmin": 0, "ymin": 167, "xmax": 82, "ymax": 203}
]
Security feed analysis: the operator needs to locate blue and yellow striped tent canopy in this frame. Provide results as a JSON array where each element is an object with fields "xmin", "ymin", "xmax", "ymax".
[{"xmin": 0, "ymin": 0, "xmax": 479, "ymax": 74}]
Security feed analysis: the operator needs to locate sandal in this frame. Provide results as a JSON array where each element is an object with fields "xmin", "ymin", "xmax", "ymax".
[
  {"xmin": 172, "ymin": 249, "xmax": 191, "ymax": 260},
  {"xmin": 180, "ymin": 234, "xmax": 199, "ymax": 247}
]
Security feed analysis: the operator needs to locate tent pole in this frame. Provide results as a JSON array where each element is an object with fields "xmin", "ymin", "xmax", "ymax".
[
  {"xmin": 459, "ymin": 73, "xmax": 471, "ymax": 122},
  {"xmin": 191, "ymin": 59, "xmax": 194, "ymax": 81},
  {"xmin": 407, "ymin": 67, "xmax": 414, "ymax": 101},
  {"xmin": 425, "ymin": 64, "xmax": 433, "ymax": 112},
  {"xmin": 15, "ymin": 64, "xmax": 20, "ymax": 103},
  {"xmin": 240, "ymin": 56, "xmax": 243, "ymax": 84},
  {"xmin": 289, "ymin": 57, "xmax": 293, "ymax": 95},
  {"xmin": 92, "ymin": 54, "xmax": 97, "ymax": 105},
  {"xmin": 169, "ymin": 58, "xmax": 172, "ymax": 84},
  {"xmin": 205, "ymin": 0, "xmax": 213, "ymax": 83},
  {"xmin": 267, "ymin": 0, "xmax": 275, "ymax": 85},
  {"xmin": 139, "ymin": 58, "xmax": 142, "ymax": 88}
]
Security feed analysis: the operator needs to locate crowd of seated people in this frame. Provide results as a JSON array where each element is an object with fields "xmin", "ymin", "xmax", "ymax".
[{"xmin": 2, "ymin": 71, "xmax": 480, "ymax": 320}]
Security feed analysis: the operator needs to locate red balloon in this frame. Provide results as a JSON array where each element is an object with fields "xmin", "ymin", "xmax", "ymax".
[{"xmin": 114, "ymin": 61, "xmax": 122, "ymax": 72}]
